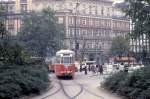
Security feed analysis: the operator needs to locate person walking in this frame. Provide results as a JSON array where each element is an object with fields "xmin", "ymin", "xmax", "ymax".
[
  {"xmin": 98, "ymin": 64, "xmax": 103, "ymax": 74},
  {"xmin": 84, "ymin": 64, "xmax": 87, "ymax": 75},
  {"xmin": 80, "ymin": 64, "xmax": 82, "ymax": 72},
  {"xmin": 91, "ymin": 65, "xmax": 96, "ymax": 74}
]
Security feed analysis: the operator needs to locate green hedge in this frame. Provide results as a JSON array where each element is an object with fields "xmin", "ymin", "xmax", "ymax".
[
  {"xmin": 0, "ymin": 64, "xmax": 50, "ymax": 99},
  {"xmin": 0, "ymin": 40, "xmax": 50, "ymax": 99},
  {"xmin": 104, "ymin": 66, "xmax": 150, "ymax": 99}
]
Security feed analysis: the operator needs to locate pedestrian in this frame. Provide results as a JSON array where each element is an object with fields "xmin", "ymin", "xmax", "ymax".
[
  {"xmin": 80, "ymin": 64, "xmax": 82, "ymax": 72},
  {"xmin": 91, "ymin": 65, "xmax": 96, "ymax": 74},
  {"xmin": 88, "ymin": 65, "xmax": 91, "ymax": 71},
  {"xmin": 98, "ymin": 64, "xmax": 103, "ymax": 74},
  {"xmin": 84, "ymin": 65, "xmax": 87, "ymax": 75}
]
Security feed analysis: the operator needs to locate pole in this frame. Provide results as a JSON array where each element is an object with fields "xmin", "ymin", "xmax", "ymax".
[
  {"xmin": 74, "ymin": 10, "xmax": 77, "ymax": 60},
  {"xmin": 74, "ymin": 0, "xmax": 80, "ymax": 61}
]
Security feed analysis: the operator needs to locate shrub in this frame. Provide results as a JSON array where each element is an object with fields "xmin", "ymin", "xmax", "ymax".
[
  {"xmin": 0, "ymin": 41, "xmax": 30, "ymax": 65},
  {"xmin": 0, "ymin": 41, "xmax": 50, "ymax": 99},
  {"xmin": 104, "ymin": 72, "xmax": 128, "ymax": 92},
  {"xmin": 0, "ymin": 64, "xmax": 49, "ymax": 99},
  {"xmin": 104, "ymin": 66, "xmax": 150, "ymax": 99}
]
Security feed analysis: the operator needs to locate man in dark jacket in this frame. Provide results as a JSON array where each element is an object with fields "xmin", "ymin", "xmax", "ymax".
[{"xmin": 98, "ymin": 64, "xmax": 103, "ymax": 74}]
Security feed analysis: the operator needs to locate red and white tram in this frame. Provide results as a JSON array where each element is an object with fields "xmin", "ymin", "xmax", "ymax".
[{"xmin": 54, "ymin": 50, "xmax": 75, "ymax": 78}]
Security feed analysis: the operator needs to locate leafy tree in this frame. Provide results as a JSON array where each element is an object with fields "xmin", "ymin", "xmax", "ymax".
[
  {"xmin": 125, "ymin": 0, "xmax": 150, "ymax": 52},
  {"xmin": 109, "ymin": 36, "xmax": 130, "ymax": 57},
  {"xmin": 19, "ymin": 8, "xmax": 65, "ymax": 57},
  {"xmin": 0, "ymin": 5, "xmax": 7, "ymax": 39},
  {"xmin": 0, "ymin": 41, "xmax": 30, "ymax": 65},
  {"xmin": 0, "ymin": 6, "xmax": 50, "ymax": 99}
]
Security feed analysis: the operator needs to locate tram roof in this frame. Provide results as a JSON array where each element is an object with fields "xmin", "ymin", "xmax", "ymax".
[{"xmin": 56, "ymin": 50, "xmax": 74, "ymax": 55}]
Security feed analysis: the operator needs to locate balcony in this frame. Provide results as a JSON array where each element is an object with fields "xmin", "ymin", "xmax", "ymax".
[
  {"xmin": 20, "ymin": 0, "xmax": 27, "ymax": 4},
  {"xmin": 80, "ymin": 48, "xmax": 103, "ymax": 54}
]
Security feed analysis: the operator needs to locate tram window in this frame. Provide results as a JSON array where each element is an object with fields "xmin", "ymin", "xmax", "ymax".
[
  {"xmin": 56, "ymin": 56, "xmax": 61, "ymax": 63},
  {"xmin": 63, "ymin": 57, "xmax": 71, "ymax": 64}
]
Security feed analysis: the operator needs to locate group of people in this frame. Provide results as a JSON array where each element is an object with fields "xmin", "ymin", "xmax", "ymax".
[{"xmin": 80, "ymin": 64, "xmax": 104, "ymax": 75}]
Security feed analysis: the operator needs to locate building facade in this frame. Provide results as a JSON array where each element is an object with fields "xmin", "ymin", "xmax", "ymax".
[
  {"xmin": 0, "ymin": 0, "xmax": 32, "ymax": 35},
  {"xmin": 1, "ymin": 0, "xmax": 130, "ymax": 61},
  {"xmin": 32, "ymin": 0, "xmax": 130, "ymax": 61}
]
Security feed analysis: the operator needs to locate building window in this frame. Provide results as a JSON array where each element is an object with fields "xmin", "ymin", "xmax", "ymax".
[
  {"xmin": 7, "ymin": 21, "xmax": 14, "ymax": 30},
  {"xmin": 20, "ymin": 4, "xmax": 27, "ymax": 11},
  {"xmin": 98, "ymin": 29, "xmax": 101, "ymax": 36},
  {"xmin": 95, "ymin": 29, "xmax": 99, "ymax": 37},
  {"xmin": 95, "ymin": 19, "xmax": 99, "ymax": 26},
  {"xmin": 69, "ymin": 2, "xmax": 73, "ymax": 6},
  {"xmin": 69, "ymin": 17, "xmax": 74, "ymax": 25},
  {"xmin": 89, "ymin": 5, "xmax": 92, "ymax": 14},
  {"xmin": 87, "ymin": 29, "xmax": 92, "ymax": 37},
  {"xmin": 101, "ymin": 6, "xmax": 104, "ymax": 15},
  {"xmin": 78, "ymin": 29, "xmax": 81, "ymax": 36},
  {"xmin": 87, "ymin": 43, "xmax": 91, "ymax": 48},
  {"xmin": 82, "ymin": 18, "xmax": 86, "ymax": 25},
  {"xmin": 59, "ymin": 4, "xmax": 62, "ymax": 10},
  {"xmin": 8, "ymin": 5, "xmax": 15, "ymax": 13},
  {"xmin": 20, "ymin": 0, "xmax": 27, "ymax": 3},
  {"xmin": 89, "ymin": 18, "xmax": 92, "ymax": 26},
  {"xmin": 82, "ymin": 4, "xmax": 86, "ymax": 14},
  {"xmin": 82, "ymin": 29, "xmax": 87, "ymax": 37},
  {"xmin": 70, "ymin": 28, "xmax": 74, "ymax": 37},
  {"xmin": 68, "ymin": 29, "xmax": 70, "ymax": 37},
  {"xmin": 95, "ymin": 6, "xmax": 98, "ymax": 15},
  {"xmin": 76, "ymin": 29, "xmax": 79, "ymax": 37},
  {"xmin": 58, "ymin": 17, "xmax": 64, "ymax": 24},
  {"xmin": 107, "ymin": 8, "xmax": 110, "ymax": 16},
  {"xmin": 87, "ymin": 29, "xmax": 90, "ymax": 36},
  {"xmin": 101, "ymin": 20, "xmax": 104, "ymax": 26},
  {"xmin": 77, "ymin": 18, "xmax": 80, "ymax": 25},
  {"xmin": 92, "ymin": 42, "xmax": 95, "ymax": 49}
]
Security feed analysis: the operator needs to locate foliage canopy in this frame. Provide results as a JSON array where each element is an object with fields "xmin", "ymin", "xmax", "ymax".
[
  {"xmin": 0, "ymin": 7, "xmax": 50, "ymax": 99},
  {"xmin": 125, "ymin": 0, "xmax": 150, "ymax": 40},
  {"xmin": 19, "ymin": 8, "xmax": 65, "ymax": 57}
]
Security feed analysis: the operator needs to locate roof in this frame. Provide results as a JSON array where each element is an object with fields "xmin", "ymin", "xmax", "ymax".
[
  {"xmin": 0, "ymin": 1, "xmax": 15, "ymax": 4},
  {"xmin": 56, "ymin": 49, "xmax": 74, "ymax": 55}
]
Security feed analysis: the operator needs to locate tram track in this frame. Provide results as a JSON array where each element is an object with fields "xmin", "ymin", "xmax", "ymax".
[
  {"xmin": 82, "ymin": 86, "xmax": 105, "ymax": 99},
  {"xmin": 41, "ymin": 79, "xmax": 84, "ymax": 99},
  {"xmin": 41, "ymin": 75, "xmax": 105, "ymax": 99},
  {"xmin": 59, "ymin": 79, "xmax": 83, "ymax": 99},
  {"xmin": 73, "ymin": 79, "xmax": 105, "ymax": 99},
  {"xmin": 41, "ymin": 81, "xmax": 62, "ymax": 99},
  {"xmin": 59, "ymin": 78, "xmax": 105, "ymax": 99}
]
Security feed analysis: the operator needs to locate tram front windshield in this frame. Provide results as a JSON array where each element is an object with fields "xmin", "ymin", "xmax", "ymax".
[
  {"xmin": 63, "ymin": 57, "xmax": 71, "ymax": 63},
  {"xmin": 62, "ymin": 56, "xmax": 73, "ymax": 66}
]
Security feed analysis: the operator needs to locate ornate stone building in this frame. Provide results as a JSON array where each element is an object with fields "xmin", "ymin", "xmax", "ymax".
[
  {"xmin": 32, "ymin": 0, "xmax": 130, "ymax": 61},
  {"xmin": 0, "ymin": 0, "xmax": 32, "ymax": 35},
  {"xmin": 1, "ymin": 0, "xmax": 130, "ymax": 61}
]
